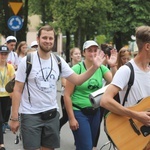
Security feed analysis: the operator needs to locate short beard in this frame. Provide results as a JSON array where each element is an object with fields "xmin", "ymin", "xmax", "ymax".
[{"xmin": 39, "ymin": 45, "xmax": 52, "ymax": 53}]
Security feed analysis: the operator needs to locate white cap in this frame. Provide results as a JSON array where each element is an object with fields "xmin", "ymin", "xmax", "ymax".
[
  {"xmin": 131, "ymin": 35, "xmax": 136, "ymax": 40},
  {"xmin": 31, "ymin": 41, "xmax": 38, "ymax": 47},
  {"xmin": 6, "ymin": 36, "xmax": 17, "ymax": 42},
  {"xmin": 83, "ymin": 40, "xmax": 99, "ymax": 50}
]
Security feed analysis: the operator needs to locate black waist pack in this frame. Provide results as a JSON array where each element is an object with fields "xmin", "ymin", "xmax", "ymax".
[
  {"xmin": 73, "ymin": 103, "xmax": 98, "ymax": 116},
  {"xmin": 81, "ymin": 107, "xmax": 98, "ymax": 116},
  {"xmin": 41, "ymin": 108, "xmax": 57, "ymax": 120}
]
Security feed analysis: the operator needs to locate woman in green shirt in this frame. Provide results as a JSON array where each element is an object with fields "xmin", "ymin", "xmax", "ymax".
[{"xmin": 64, "ymin": 40, "xmax": 112, "ymax": 150}]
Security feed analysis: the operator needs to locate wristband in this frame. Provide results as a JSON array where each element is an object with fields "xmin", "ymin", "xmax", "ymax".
[{"xmin": 10, "ymin": 117, "xmax": 19, "ymax": 121}]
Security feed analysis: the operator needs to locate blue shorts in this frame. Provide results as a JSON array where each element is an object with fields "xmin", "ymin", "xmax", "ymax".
[{"xmin": 20, "ymin": 111, "xmax": 60, "ymax": 149}]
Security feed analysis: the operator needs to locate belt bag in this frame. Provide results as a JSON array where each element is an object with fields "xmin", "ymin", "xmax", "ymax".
[
  {"xmin": 81, "ymin": 107, "xmax": 98, "ymax": 115},
  {"xmin": 73, "ymin": 103, "xmax": 98, "ymax": 116},
  {"xmin": 41, "ymin": 108, "xmax": 57, "ymax": 120}
]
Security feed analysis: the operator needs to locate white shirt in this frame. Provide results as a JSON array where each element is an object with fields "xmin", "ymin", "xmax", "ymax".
[
  {"xmin": 111, "ymin": 59, "xmax": 150, "ymax": 107},
  {"xmin": 16, "ymin": 51, "xmax": 74, "ymax": 114},
  {"xmin": 7, "ymin": 51, "xmax": 19, "ymax": 66}
]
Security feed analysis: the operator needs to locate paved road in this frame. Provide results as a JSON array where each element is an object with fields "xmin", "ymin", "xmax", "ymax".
[{"xmin": 4, "ymin": 84, "xmax": 114, "ymax": 150}]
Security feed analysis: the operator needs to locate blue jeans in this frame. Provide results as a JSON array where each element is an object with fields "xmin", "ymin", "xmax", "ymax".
[{"xmin": 72, "ymin": 108, "xmax": 100, "ymax": 150}]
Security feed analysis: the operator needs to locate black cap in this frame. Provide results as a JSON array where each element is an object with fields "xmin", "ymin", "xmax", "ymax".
[{"xmin": 0, "ymin": 45, "xmax": 10, "ymax": 53}]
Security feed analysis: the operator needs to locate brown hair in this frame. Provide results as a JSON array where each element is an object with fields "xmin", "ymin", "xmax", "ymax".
[
  {"xmin": 16, "ymin": 41, "xmax": 27, "ymax": 56},
  {"xmin": 37, "ymin": 25, "xmax": 55, "ymax": 37},
  {"xmin": 135, "ymin": 26, "xmax": 150, "ymax": 51},
  {"xmin": 70, "ymin": 47, "xmax": 81, "ymax": 57},
  {"xmin": 117, "ymin": 47, "xmax": 131, "ymax": 69}
]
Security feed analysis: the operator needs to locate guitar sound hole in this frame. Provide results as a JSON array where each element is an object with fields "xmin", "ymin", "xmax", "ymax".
[{"xmin": 140, "ymin": 126, "xmax": 150, "ymax": 137}]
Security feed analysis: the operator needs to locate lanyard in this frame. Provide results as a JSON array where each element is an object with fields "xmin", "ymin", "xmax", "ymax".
[
  {"xmin": 0, "ymin": 66, "xmax": 7, "ymax": 87},
  {"xmin": 37, "ymin": 52, "xmax": 53, "ymax": 81}
]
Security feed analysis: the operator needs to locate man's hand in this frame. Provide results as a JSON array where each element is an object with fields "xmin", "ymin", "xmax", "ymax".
[
  {"xmin": 135, "ymin": 111, "xmax": 150, "ymax": 126},
  {"xmin": 9, "ymin": 120, "xmax": 20, "ymax": 134}
]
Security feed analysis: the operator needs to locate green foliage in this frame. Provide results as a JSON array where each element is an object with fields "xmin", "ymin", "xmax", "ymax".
[
  {"xmin": 95, "ymin": 35, "xmax": 107, "ymax": 45},
  {"xmin": 107, "ymin": 0, "xmax": 150, "ymax": 47}
]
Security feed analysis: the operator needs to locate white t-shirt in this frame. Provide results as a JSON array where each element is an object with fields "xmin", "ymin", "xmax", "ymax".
[
  {"xmin": 16, "ymin": 51, "xmax": 74, "ymax": 114},
  {"xmin": 7, "ymin": 51, "xmax": 19, "ymax": 66},
  {"xmin": 111, "ymin": 59, "xmax": 150, "ymax": 107}
]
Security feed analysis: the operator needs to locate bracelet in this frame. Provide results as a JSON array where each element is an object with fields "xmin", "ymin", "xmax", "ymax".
[{"xmin": 10, "ymin": 117, "xmax": 19, "ymax": 121}]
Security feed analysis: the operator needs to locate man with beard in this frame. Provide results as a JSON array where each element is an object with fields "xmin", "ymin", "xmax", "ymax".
[{"xmin": 9, "ymin": 25, "xmax": 106, "ymax": 150}]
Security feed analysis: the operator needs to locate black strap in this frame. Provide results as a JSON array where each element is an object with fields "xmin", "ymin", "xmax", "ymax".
[
  {"xmin": 53, "ymin": 53, "xmax": 62, "ymax": 80},
  {"xmin": 122, "ymin": 62, "xmax": 134, "ymax": 106},
  {"xmin": 72, "ymin": 103, "xmax": 82, "ymax": 109},
  {"xmin": 25, "ymin": 53, "xmax": 32, "ymax": 104}
]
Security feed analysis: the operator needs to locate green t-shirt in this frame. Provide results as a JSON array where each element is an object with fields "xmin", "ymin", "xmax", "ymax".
[{"xmin": 71, "ymin": 62, "xmax": 110, "ymax": 110}]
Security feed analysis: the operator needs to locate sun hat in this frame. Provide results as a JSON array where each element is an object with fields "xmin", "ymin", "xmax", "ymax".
[
  {"xmin": 31, "ymin": 41, "xmax": 38, "ymax": 48},
  {"xmin": 6, "ymin": 36, "xmax": 17, "ymax": 43},
  {"xmin": 0, "ymin": 45, "xmax": 10, "ymax": 53},
  {"xmin": 83, "ymin": 40, "xmax": 99, "ymax": 50}
]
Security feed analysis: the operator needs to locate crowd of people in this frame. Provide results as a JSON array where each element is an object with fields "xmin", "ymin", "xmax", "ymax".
[
  {"xmin": 0, "ymin": 24, "xmax": 149, "ymax": 150},
  {"xmin": 0, "ymin": 36, "xmax": 38, "ymax": 150}
]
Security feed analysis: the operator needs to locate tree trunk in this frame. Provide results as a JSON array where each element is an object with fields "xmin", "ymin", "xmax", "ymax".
[
  {"xmin": 65, "ymin": 31, "xmax": 70, "ymax": 63},
  {"xmin": 113, "ymin": 32, "xmax": 123, "ymax": 51}
]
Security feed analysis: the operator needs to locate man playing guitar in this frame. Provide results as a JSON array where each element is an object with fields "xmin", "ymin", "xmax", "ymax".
[{"xmin": 100, "ymin": 26, "xmax": 150, "ymax": 150}]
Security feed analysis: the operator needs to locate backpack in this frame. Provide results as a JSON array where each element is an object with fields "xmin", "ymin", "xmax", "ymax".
[{"xmin": 5, "ymin": 53, "xmax": 62, "ymax": 93}]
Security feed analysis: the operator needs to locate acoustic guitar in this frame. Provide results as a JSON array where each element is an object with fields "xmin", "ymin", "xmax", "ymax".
[{"xmin": 105, "ymin": 97, "xmax": 150, "ymax": 150}]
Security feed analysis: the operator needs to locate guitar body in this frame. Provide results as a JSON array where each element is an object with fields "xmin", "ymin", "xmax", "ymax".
[{"xmin": 105, "ymin": 97, "xmax": 150, "ymax": 150}]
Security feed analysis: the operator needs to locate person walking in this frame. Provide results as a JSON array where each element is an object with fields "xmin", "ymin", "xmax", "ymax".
[
  {"xmin": 60, "ymin": 47, "xmax": 82, "ymax": 131},
  {"xmin": 16, "ymin": 41, "xmax": 28, "ymax": 64},
  {"xmin": 30, "ymin": 40, "xmax": 38, "ymax": 49},
  {"xmin": 5, "ymin": 36, "xmax": 18, "ymax": 70},
  {"xmin": 64, "ymin": 40, "xmax": 112, "ymax": 150},
  {"xmin": 3, "ymin": 36, "xmax": 18, "ymax": 133},
  {"xmin": 116, "ymin": 46, "xmax": 132, "ymax": 69},
  {"xmin": 100, "ymin": 25, "xmax": 150, "ymax": 149},
  {"xmin": 9, "ymin": 25, "xmax": 106, "ymax": 150},
  {"xmin": 0, "ymin": 45, "xmax": 15, "ymax": 150}
]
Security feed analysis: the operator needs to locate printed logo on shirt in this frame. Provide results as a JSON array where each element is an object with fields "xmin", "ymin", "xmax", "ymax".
[
  {"xmin": 87, "ymin": 78, "xmax": 100, "ymax": 90},
  {"xmin": 34, "ymin": 67, "xmax": 57, "ymax": 93}
]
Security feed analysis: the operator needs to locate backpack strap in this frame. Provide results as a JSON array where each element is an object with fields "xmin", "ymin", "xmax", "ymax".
[
  {"xmin": 26, "ymin": 53, "xmax": 33, "ymax": 81},
  {"xmin": 25, "ymin": 53, "xmax": 33, "ymax": 104},
  {"xmin": 52, "ymin": 53, "xmax": 62, "ymax": 80},
  {"xmin": 122, "ymin": 62, "xmax": 134, "ymax": 106}
]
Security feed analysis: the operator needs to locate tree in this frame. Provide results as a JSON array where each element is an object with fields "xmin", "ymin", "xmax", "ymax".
[
  {"xmin": 107, "ymin": 0, "xmax": 150, "ymax": 50},
  {"xmin": 49, "ymin": 0, "xmax": 112, "ymax": 61}
]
